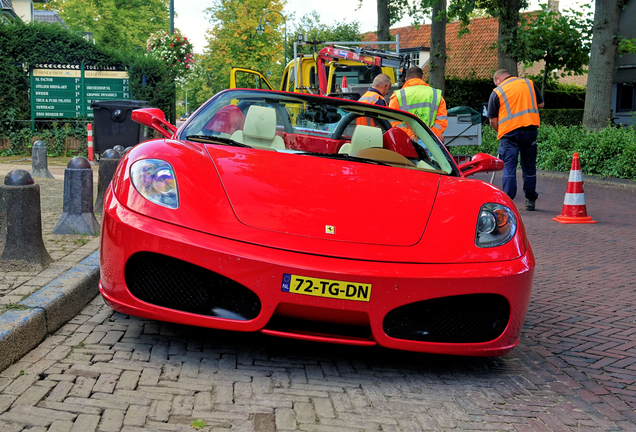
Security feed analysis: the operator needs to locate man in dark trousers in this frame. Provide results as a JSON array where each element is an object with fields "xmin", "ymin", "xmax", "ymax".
[{"xmin": 487, "ymin": 69, "xmax": 544, "ymax": 211}]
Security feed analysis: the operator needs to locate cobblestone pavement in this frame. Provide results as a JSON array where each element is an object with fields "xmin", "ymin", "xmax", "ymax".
[
  {"xmin": 0, "ymin": 172, "xmax": 635, "ymax": 431},
  {"xmin": 0, "ymin": 161, "xmax": 100, "ymax": 309}
]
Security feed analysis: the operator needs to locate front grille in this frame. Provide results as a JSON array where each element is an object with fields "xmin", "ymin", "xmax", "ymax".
[
  {"xmin": 383, "ymin": 294, "xmax": 509, "ymax": 343},
  {"xmin": 125, "ymin": 252, "xmax": 261, "ymax": 320}
]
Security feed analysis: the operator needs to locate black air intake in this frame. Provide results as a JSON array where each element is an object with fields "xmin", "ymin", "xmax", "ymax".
[
  {"xmin": 125, "ymin": 252, "xmax": 261, "ymax": 320},
  {"xmin": 383, "ymin": 294, "xmax": 509, "ymax": 343}
]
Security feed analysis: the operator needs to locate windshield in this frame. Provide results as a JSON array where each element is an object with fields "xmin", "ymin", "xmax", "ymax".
[{"xmin": 180, "ymin": 90, "xmax": 456, "ymax": 175}]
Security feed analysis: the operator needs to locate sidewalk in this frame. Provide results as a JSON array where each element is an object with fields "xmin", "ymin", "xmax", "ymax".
[
  {"xmin": 0, "ymin": 159, "xmax": 102, "ymax": 371},
  {"xmin": 0, "ymin": 157, "xmax": 634, "ymax": 374}
]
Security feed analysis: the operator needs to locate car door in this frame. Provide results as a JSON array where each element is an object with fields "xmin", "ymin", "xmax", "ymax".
[{"xmin": 229, "ymin": 68, "xmax": 274, "ymax": 90}]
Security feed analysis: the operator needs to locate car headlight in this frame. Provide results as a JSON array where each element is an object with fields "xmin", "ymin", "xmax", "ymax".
[
  {"xmin": 130, "ymin": 159, "xmax": 179, "ymax": 209},
  {"xmin": 475, "ymin": 203, "xmax": 516, "ymax": 248}
]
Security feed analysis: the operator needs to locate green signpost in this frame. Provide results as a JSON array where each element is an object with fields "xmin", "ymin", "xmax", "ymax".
[{"xmin": 30, "ymin": 65, "xmax": 130, "ymax": 121}]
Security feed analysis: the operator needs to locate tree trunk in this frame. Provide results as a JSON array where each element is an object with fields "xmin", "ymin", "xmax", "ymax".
[
  {"xmin": 541, "ymin": 61, "xmax": 549, "ymax": 96},
  {"xmin": 497, "ymin": 0, "xmax": 521, "ymax": 75},
  {"xmin": 377, "ymin": 0, "xmax": 391, "ymax": 43},
  {"xmin": 429, "ymin": 0, "xmax": 447, "ymax": 93},
  {"xmin": 583, "ymin": 0, "xmax": 622, "ymax": 130}
]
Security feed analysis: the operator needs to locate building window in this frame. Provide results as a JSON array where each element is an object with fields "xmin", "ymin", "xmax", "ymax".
[
  {"xmin": 617, "ymin": 83, "xmax": 635, "ymax": 112},
  {"xmin": 411, "ymin": 52, "xmax": 420, "ymax": 67}
]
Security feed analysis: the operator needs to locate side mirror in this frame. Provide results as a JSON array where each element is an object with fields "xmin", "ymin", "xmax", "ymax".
[
  {"xmin": 457, "ymin": 153, "xmax": 504, "ymax": 177},
  {"xmin": 132, "ymin": 108, "xmax": 178, "ymax": 139}
]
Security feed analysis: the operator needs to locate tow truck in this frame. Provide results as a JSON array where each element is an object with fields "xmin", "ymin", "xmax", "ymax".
[
  {"xmin": 230, "ymin": 40, "xmax": 412, "ymax": 100},
  {"xmin": 230, "ymin": 40, "xmax": 484, "ymax": 152}
]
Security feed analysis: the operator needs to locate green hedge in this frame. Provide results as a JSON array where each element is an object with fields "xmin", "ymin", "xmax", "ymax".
[
  {"xmin": 444, "ymin": 78, "xmax": 493, "ymax": 109},
  {"xmin": 450, "ymin": 125, "xmax": 636, "ymax": 180},
  {"xmin": 0, "ymin": 21, "xmax": 175, "ymax": 155},
  {"xmin": 539, "ymin": 109, "xmax": 584, "ymax": 126},
  {"xmin": 443, "ymin": 78, "xmax": 586, "ymax": 116},
  {"xmin": 543, "ymin": 89, "xmax": 585, "ymax": 109}
]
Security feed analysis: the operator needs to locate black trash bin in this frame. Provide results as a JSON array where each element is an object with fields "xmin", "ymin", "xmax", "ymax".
[{"xmin": 90, "ymin": 100, "xmax": 149, "ymax": 154}]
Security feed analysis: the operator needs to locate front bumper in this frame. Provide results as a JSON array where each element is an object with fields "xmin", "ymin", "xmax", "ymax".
[{"xmin": 100, "ymin": 189, "xmax": 534, "ymax": 357}]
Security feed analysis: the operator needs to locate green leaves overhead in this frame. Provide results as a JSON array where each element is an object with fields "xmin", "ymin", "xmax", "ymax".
[
  {"xmin": 36, "ymin": 0, "xmax": 171, "ymax": 51},
  {"xmin": 292, "ymin": 11, "xmax": 362, "ymax": 54},
  {"xmin": 201, "ymin": 0, "xmax": 287, "ymax": 94}
]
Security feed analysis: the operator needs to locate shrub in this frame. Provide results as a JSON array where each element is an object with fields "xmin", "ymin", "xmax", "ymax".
[
  {"xmin": 444, "ymin": 78, "xmax": 493, "ymax": 109},
  {"xmin": 443, "ymin": 78, "xmax": 586, "ymax": 116},
  {"xmin": 543, "ymin": 89, "xmax": 585, "ymax": 109},
  {"xmin": 449, "ymin": 124, "xmax": 636, "ymax": 180},
  {"xmin": 539, "ymin": 109, "xmax": 584, "ymax": 126},
  {"xmin": 0, "ymin": 20, "xmax": 175, "ymax": 123}
]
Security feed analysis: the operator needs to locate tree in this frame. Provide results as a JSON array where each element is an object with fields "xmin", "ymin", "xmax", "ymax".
[
  {"xmin": 201, "ymin": 0, "xmax": 286, "ymax": 95},
  {"xmin": 513, "ymin": 3, "xmax": 593, "ymax": 95},
  {"xmin": 583, "ymin": 0, "xmax": 622, "ymax": 130},
  {"xmin": 292, "ymin": 11, "xmax": 362, "ymax": 53},
  {"xmin": 496, "ymin": 0, "xmax": 521, "ymax": 75},
  {"xmin": 429, "ymin": 0, "xmax": 447, "ymax": 92},
  {"xmin": 366, "ymin": 0, "xmax": 410, "ymax": 42},
  {"xmin": 377, "ymin": 0, "xmax": 391, "ymax": 42},
  {"xmin": 36, "ymin": 0, "xmax": 171, "ymax": 51}
]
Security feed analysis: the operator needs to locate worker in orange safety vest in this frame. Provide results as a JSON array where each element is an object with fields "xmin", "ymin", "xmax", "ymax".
[
  {"xmin": 389, "ymin": 67, "xmax": 447, "ymax": 143},
  {"xmin": 356, "ymin": 73, "xmax": 392, "ymax": 126},
  {"xmin": 487, "ymin": 69, "xmax": 544, "ymax": 211}
]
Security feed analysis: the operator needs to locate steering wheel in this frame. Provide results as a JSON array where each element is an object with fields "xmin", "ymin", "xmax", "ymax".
[{"xmin": 330, "ymin": 113, "xmax": 357, "ymax": 140}]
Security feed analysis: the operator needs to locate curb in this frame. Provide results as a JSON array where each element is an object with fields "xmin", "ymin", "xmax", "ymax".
[
  {"xmin": 537, "ymin": 169, "xmax": 636, "ymax": 188},
  {"xmin": 0, "ymin": 251, "xmax": 100, "ymax": 372}
]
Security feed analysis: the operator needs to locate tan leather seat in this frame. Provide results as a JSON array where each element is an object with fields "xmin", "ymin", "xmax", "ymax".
[
  {"xmin": 338, "ymin": 125, "xmax": 384, "ymax": 154},
  {"xmin": 231, "ymin": 106, "xmax": 285, "ymax": 150}
]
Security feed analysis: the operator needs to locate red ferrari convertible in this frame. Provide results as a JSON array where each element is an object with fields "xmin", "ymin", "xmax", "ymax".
[{"xmin": 99, "ymin": 89, "xmax": 534, "ymax": 357}]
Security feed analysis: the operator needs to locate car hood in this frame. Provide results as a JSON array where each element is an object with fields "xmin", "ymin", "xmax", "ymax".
[{"xmin": 207, "ymin": 147, "xmax": 440, "ymax": 246}]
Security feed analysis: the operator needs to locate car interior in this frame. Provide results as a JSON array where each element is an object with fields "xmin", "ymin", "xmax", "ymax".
[{"xmin": 185, "ymin": 96, "xmax": 452, "ymax": 173}]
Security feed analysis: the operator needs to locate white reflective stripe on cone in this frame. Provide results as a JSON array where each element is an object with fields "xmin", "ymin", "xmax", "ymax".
[
  {"xmin": 568, "ymin": 169, "xmax": 582, "ymax": 182},
  {"xmin": 564, "ymin": 193, "xmax": 586, "ymax": 205}
]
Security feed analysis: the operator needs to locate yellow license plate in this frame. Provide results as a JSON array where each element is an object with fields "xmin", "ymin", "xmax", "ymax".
[{"xmin": 281, "ymin": 273, "xmax": 371, "ymax": 302}]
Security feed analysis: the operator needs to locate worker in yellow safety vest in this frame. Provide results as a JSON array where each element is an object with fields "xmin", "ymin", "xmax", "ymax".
[
  {"xmin": 487, "ymin": 69, "xmax": 544, "ymax": 211},
  {"xmin": 356, "ymin": 74, "xmax": 392, "ymax": 126},
  {"xmin": 389, "ymin": 67, "xmax": 447, "ymax": 143}
]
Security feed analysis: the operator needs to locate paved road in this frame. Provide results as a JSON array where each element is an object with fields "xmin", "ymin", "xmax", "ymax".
[{"xmin": 0, "ymin": 172, "xmax": 635, "ymax": 431}]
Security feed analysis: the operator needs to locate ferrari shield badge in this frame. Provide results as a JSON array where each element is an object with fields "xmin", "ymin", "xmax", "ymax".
[{"xmin": 325, "ymin": 225, "xmax": 335, "ymax": 234}]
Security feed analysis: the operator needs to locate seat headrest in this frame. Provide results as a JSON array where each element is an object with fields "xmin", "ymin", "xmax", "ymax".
[
  {"xmin": 350, "ymin": 125, "xmax": 384, "ymax": 153},
  {"xmin": 243, "ymin": 105, "xmax": 277, "ymax": 140}
]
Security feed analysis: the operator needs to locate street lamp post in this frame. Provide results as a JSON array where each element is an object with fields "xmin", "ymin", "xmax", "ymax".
[
  {"xmin": 185, "ymin": 88, "xmax": 192, "ymax": 116},
  {"xmin": 170, "ymin": 0, "xmax": 175, "ymax": 123},
  {"xmin": 256, "ymin": 10, "xmax": 287, "ymax": 67},
  {"xmin": 257, "ymin": 63, "xmax": 272, "ymax": 78},
  {"xmin": 170, "ymin": 0, "xmax": 174, "ymax": 34}
]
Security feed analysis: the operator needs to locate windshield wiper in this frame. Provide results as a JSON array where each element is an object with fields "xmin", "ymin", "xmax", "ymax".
[
  {"xmin": 186, "ymin": 135, "xmax": 251, "ymax": 148},
  {"xmin": 299, "ymin": 151, "xmax": 390, "ymax": 166}
]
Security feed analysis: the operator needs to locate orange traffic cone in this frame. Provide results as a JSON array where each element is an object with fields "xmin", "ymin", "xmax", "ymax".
[
  {"xmin": 341, "ymin": 76, "xmax": 349, "ymax": 93},
  {"xmin": 553, "ymin": 152, "xmax": 597, "ymax": 224}
]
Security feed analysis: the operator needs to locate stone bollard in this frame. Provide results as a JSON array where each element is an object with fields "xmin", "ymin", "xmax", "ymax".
[
  {"xmin": 31, "ymin": 140, "xmax": 55, "ymax": 179},
  {"xmin": 53, "ymin": 157, "xmax": 100, "ymax": 235},
  {"xmin": 113, "ymin": 145, "xmax": 125, "ymax": 155},
  {"xmin": 123, "ymin": 146, "xmax": 134, "ymax": 155},
  {"xmin": 0, "ymin": 169, "xmax": 52, "ymax": 271},
  {"xmin": 94, "ymin": 149, "xmax": 121, "ymax": 214}
]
